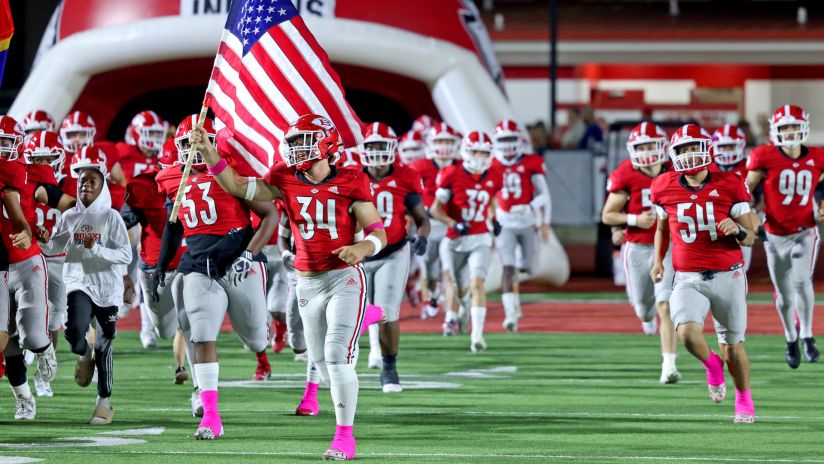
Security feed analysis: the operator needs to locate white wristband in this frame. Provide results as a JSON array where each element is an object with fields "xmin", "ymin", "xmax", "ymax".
[
  {"xmin": 364, "ymin": 234, "xmax": 382, "ymax": 256},
  {"xmin": 281, "ymin": 249, "xmax": 293, "ymax": 261},
  {"xmin": 278, "ymin": 227, "xmax": 292, "ymax": 238},
  {"xmin": 626, "ymin": 214, "xmax": 638, "ymax": 227},
  {"xmin": 244, "ymin": 177, "xmax": 257, "ymax": 201}
]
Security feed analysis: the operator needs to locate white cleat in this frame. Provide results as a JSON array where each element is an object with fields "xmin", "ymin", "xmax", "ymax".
[
  {"xmin": 422, "ymin": 304, "xmax": 438, "ymax": 320},
  {"xmin": 659, "ymin": 366, "xmax": 682, "ymax": 384},
  {"xmin": 14, "ymin": 394, "xmax": 36, "ymax": 420},
  {"xmin": 470, "ymin": 335, "xmax": 487, "ymax": 354},
  {"xmin": 708, "ymin": 383, "xmax": 727, "ymax": 403},
  {"xmin": 293, "ymin": 352, "xmax": 309, "ymax": 362},
  {"xmin": 191, "ymin": 389, "xmax": 204, "ymax": 417},
  {"xmin": 36, "ymin": 344, "xmax": 57, "ymax": 382},
  {"xmin": 34, "ymin": 372, "xmax": 54, "ymax": 398},
  {"xmin": 382, "ymin": 383, "xmax": 403, "ymax": 393},
  {"xmin": 367, "ymin": 351, "xmax": 383, "ymax": 370},
  {"xmin": 641, "ymin": 319, "xmax": 658, "ymax": 336},
  {"xmin": 503, "ymin": 317, "xmax": 518, "ymax": 333},
  {"xmin": 140, "ymin": 330, "xmax": 157, "ymax": 349},
  {"xmin": 734, "ymin": 414, "xmax": 755, "ymax": 424}
]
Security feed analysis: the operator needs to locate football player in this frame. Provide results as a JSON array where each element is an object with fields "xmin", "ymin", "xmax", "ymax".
[
  {"xmin": 430, "ymin": 131, "xmax": 502, "ymax": 351},
  {"xmin": 191, "ymin": 114, "xmax": 387, "ymax": 461},
  {"xmin": 153, "ymin": 116, "xmax": 276, "ymax": 440},
  {"xmin": 410, "ymin": 123, "xmax": 462, "ymax": 320},
  {"xmin": 602, "ymin": 122, "xmax": 680, "ymax": 383},
  {"xmin": 651, "ymin": 124, "xmax": 758, "ymax": 424},
  {"xmin": 23, "ymin": 131, "xmax": 68, "ymax": 398},
  {"xmin": 21, "ymin": 110, "xmax": 56, "ymax": 141},
  {"xmin": 398, "ymin": 130, "xmax": 426, "ymax": 166},
  {"xmin": 359, "ymin": 122, "xmax": 430, "ymax": 392},
  {"xmin": 746, "ymin": 105, "xmax": 823, "ymax": 368},
  {"xmin": 0, "ymin": 116, "xmax": 57, "ymax": 420},
  {"xmin": 38, "ymin": 149, "xmax": 133, "ymax": 425},
  {"xmin": 492, "ymin": 120, "xmax": 551, "ymax": 333},
  {"xmin": 710, "ymin": 125, "xmax": 754, "ymax": 272}
]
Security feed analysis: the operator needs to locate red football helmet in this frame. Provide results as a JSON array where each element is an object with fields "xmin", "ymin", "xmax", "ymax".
[
  {"xmin": 398, "ymin": 130, "xmax": 425, "ymax": 165},
  {"xmin": 127, "ymin": 110, "xmax": 168, "ymax": 154},
  {"xmin": 158, "ymin": 138, "xmax": 178, "ymax": 169},
  {"xmin": 60, "ymin": 111, "xmax": 97, "ymax": 153},
  {"xmin": 412, "ymin": 114, "xmax": 438, "ymax": 136},
  {"xmin": 279, "ymin": 114, "xmax": 339, "ymax": 171},
  {"xmin": 669, "ymin": 124, "xmax": 713, "ymax": 174},
  {"xmin": 460, "ymin": 131, "xmax": 494, "ymax": 174},
  {"xmin": 70, "ymin": 145, "xmax": 108, "ymax": 178},
  {"xmin": 770, "ymin": 104, "xmax": 809, "ymax": 148},
  {"xmin": 24, "ymin": 130, "xmax": 65, "ymax": 177},
  {"xmin": 626, "ymin": 122, "xmax": 668, "ymax": 167},
  {"xmin": 712, "ymin": 124, "xmax": 747, "ymax": 166},
  {"xmin": 22, "ymin": 110, "xmax": 56, "ymax": 136},
  {"xmin": 492, "ymin": 119, "xmax": 526, "ymax": 165},
  {"xmin": 359, "ymin": 122, "xmax": 398, "ymax": 167},
  {"xmin": 175, "ymin": 114, "xmax": 216, "ymax": 168},
  {"xmin": 425, "ymin": 122, "xmax": 461, "ymax": 167},
  {"xmin": 0, "ymin": 115, "xmax": 24, "ymax": 161}
]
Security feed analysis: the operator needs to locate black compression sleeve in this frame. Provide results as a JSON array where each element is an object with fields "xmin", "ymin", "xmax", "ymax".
[
  {"xmin": 157, "ymin": 202, "xmax": 184, "ymax": 271},
  {"xmin": 42, "ymin": 184, "xmax": 64, "ymax": 208}
]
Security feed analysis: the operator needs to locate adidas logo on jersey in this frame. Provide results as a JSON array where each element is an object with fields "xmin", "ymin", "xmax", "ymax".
[
  {"xmin": 311, "ymin": 188, "xmax": 319, "ymax": 194},
  {"xmin": 709, "ymin": 189, "xmax": 720, "ymax": 197},
  {"xmin": 329, "ymin": 186, "xmax": 340, "ymax": 194},
  {"xmin": 388, "ymin": 180, "xmax": 397, "ymax": 187},
  {"xmin": 32, "ymin": 264, "xmax": 42, "ymax": 272},
  {"xmin": 807, "ymin": 159, "xmax": 816, "ymax": 167},
  {"xmin": 346, "ymin": 277, "xmax": 357, "ymax": 286}
]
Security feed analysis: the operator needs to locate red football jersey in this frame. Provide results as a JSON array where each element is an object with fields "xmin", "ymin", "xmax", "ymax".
[
  {"xmin": 436, "ymin": 164, "xmax": 503, "ymax": 239},
  {"xmin": 651, "ymin": 171, "xmax": 751, "ymax": 272},
  {"xmin": 747, "ymin": 145, "xmax": 824, "ymax": 235},
  {"xmin": 409, "ymin": 159, "xmax": 444, "ymax": 208},
  {"xmin": 155, "ymin": 167, "xmax": 250, "ymax": 237},
  {"xmin": 35, "ymin": 200, "xmax": 63, "ymax": 258},
  {"xmin": 117, "ymin": 142, "xmax": 160, "ymax": 181},
  {"xmin": 365, "ymin": 165, "xmax": 423, "ymax": 246},
  {"xmin": 606, "ymin": 159, "xmax": 667, "ymax": 244},
  {"xmin": 62, "ymin": 142, "xmax": 125, "ymax": 210},
  {"xmin": 2, "ymin": 163, "xmax": 56, "ymax": 263},
  {"xmin": 265, "ymin": 164, "xmax": 374, "ymax": 272},
  {"xmin": 494, "ymin": 154, "xmax": 546, "ymax": 211},
  {"xmin": 710, "ymin": 159, "xmax": 748, "ymax": 179},
  {"xmin": 127, "ymin": 169, "xmax": 183, "ymax": 268}
]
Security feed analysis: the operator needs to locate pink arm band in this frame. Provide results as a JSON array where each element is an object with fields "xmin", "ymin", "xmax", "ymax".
[
  {"xmin": 364, "ymin": 222, "xmax": 385, "ymax": 234},
  {"xmin": 207, "ymin": 159, "xmax": 228, "ymax": 176}
]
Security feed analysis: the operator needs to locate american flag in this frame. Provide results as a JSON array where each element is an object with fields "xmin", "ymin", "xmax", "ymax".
[{"xmin": 205, "ymin": 0, "xmax": 364, "ymax": 176}]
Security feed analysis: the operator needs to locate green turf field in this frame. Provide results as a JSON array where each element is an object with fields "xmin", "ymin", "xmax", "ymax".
[{"xmin": 2, "ymin": 331, "xmax": 823, "ymax": 463}]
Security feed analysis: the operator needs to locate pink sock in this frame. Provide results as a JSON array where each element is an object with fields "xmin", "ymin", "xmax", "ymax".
[
  {"xmin": 359, "ymin": 304, "xmax": 384, "ymax": 335},
  {"xmin": 330, "ymin": 425, "xmax": 356, "ymax": 459},
  {"xmin": 198, "ymin": 390, "xmax": 223, "ymax": 435},
  {"xmin": 700, "ymin": 352, "xmax": 725, "ymax": 386},
  {"xmin": 296, "ymin": 382, "xmax": 319, "ymax": 415},
  {"xmin": 735, "ymin": 388, "xmax": 754, "ymax": 416}
]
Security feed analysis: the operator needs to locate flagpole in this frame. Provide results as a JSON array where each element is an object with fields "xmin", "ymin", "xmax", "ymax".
[{"xmin": 169, "ymin": 102, "xmax": 209, "ymax": 223}]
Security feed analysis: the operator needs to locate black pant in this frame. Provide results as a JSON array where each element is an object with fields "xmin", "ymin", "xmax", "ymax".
[{"xmin": 65, "ymin": 291, "xmax": 117, "ymax": 398}]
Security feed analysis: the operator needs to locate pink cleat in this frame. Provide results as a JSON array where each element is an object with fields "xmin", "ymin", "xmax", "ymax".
[
  {"xmin": 194, "ymin": 390, "xmax": 224, "ymax": 440},
  {"xmin": 359, "ymin": 304, "xmax": 384, "ymax": 336},
  {"xmin": 295, "ymin": 382, "xmax": 319, "ymax": 416},
  {"xmin": 701, "ymin": 352, "xmax": 726, "ymax": 403},
  {"xmin": 322, "ymin": 425, "xmax": 356, "ymax": 461},
  {"xmin": 733, "ymin": 388, "xmax": 755, "ymax": 424}
]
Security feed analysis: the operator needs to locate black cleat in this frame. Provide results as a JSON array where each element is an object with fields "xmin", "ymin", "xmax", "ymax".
[
  {"xmin": 802, "ymin": 338, "xmax": 820, "ymax": 363},
  {"xmin": 786, "ymin": 339, "xmax": 801, "ymax": 369}
]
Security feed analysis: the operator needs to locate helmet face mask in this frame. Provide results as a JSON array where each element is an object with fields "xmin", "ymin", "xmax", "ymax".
[
  {"xmin": 175, "ymin": 131, "xmax": 216, "ymax": 167},
  {"xmin": 60, "ymin": 128, "xmax": 95, "ymax": 153},
  {"xmin": 628, "ymin": 140, "xmax": 667, "ymax": 167},
  {"xmin": 137, "ymin": 127, "xmax": 167, "ymax": 154},
  {"xmin": 772, "ymin": 122, "xmax": 808, "ymax": 148},
  {"xmin": 713, "ymin": 140, "xmax": 745, "ymax": 165},
  {"xmin": 281, "ymin": 130, "xmax": 323, "ymax": 169},
  {"xmin": 670, "ymin": 140, "xmax": 711, "ymax": 173},
  {"xmin": 427, "ymin": 136, "xmax": 459, "ymax": 167},
  {"xmin": 0, "ymin": 134, "xmax": 21, "ymax": 161},
  {"xmin": 493, "ymin": 134, "xmax": 521, "ymax": 165},
  {"xmin": 460, "ymin": 131, "xmax": 494, "ymax": 174}
]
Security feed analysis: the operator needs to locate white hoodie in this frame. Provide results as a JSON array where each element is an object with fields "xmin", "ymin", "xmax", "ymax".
[{"xmin": 40, "ymin": 176, "xmax": 132, "ymax": 308}]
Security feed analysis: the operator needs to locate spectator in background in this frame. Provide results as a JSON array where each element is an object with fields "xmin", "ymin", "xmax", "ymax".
[
  {"xmin": 738, "ymin": 119, "xmax": 757, "ymax": 147},
  {"xmin": 561, "ymin": 107, "xmax": 585, "ymax": 149},
  {"xmin": 527, "ymin": 121, "xmax": 550, "ymax": 151},
  {"xmin": 579, "ymin": 107, "xmax": 604, "ymax": 151},
  {"xmin": 756, "ymin": 114, "xmax": 772, "ymax": 145}
]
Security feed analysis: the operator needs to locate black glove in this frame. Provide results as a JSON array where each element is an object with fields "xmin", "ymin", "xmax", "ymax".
[
  {"xmin": 492, "ymin": 219, "xmax": 502, "ymax": 237},
  {"xmin": 149, "ymin": 268, "xmax": 166, "ymax": 303},
  {"xmin": 454, "ymin": 222, "xmax": 470, "ymax": 236},
  {"xmin": 411, "ymin": 235, "xmax": 428, "ymax": 256}
]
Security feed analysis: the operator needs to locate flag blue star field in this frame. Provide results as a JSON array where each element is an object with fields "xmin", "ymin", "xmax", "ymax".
[
  {"xmin": 205, "ymin": 0, "xmax": 363, "ymax": 175},
  {"xmin": 0, "ymin": 0, "xmax": 14, "ymax": 88}
]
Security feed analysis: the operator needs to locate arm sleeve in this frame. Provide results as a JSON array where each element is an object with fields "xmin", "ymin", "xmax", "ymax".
[
  {"xmin": 403, "ymin": 193, "xmax": 422, "ymax": 210},
  {"xmin": 88, "ymin": 214, "xmax": 133, "ymax": 265},
  {"xmin": 42, "ymin": 184, "xmax": 65, "ymax": 208},
  {"xmin": 730, "ymin": 202, "xmax": 752, "ymax": 218},
  {"xmin": 119, "ymin": 203, "xmax": 145, "ymax": 230},
  {"xmin": 529, "ymin": 173, "xmax": 552, "ymax": 224},
  {"xmin": 157, "ymin": 200, "xmax": 184, "ymax": 271}
]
